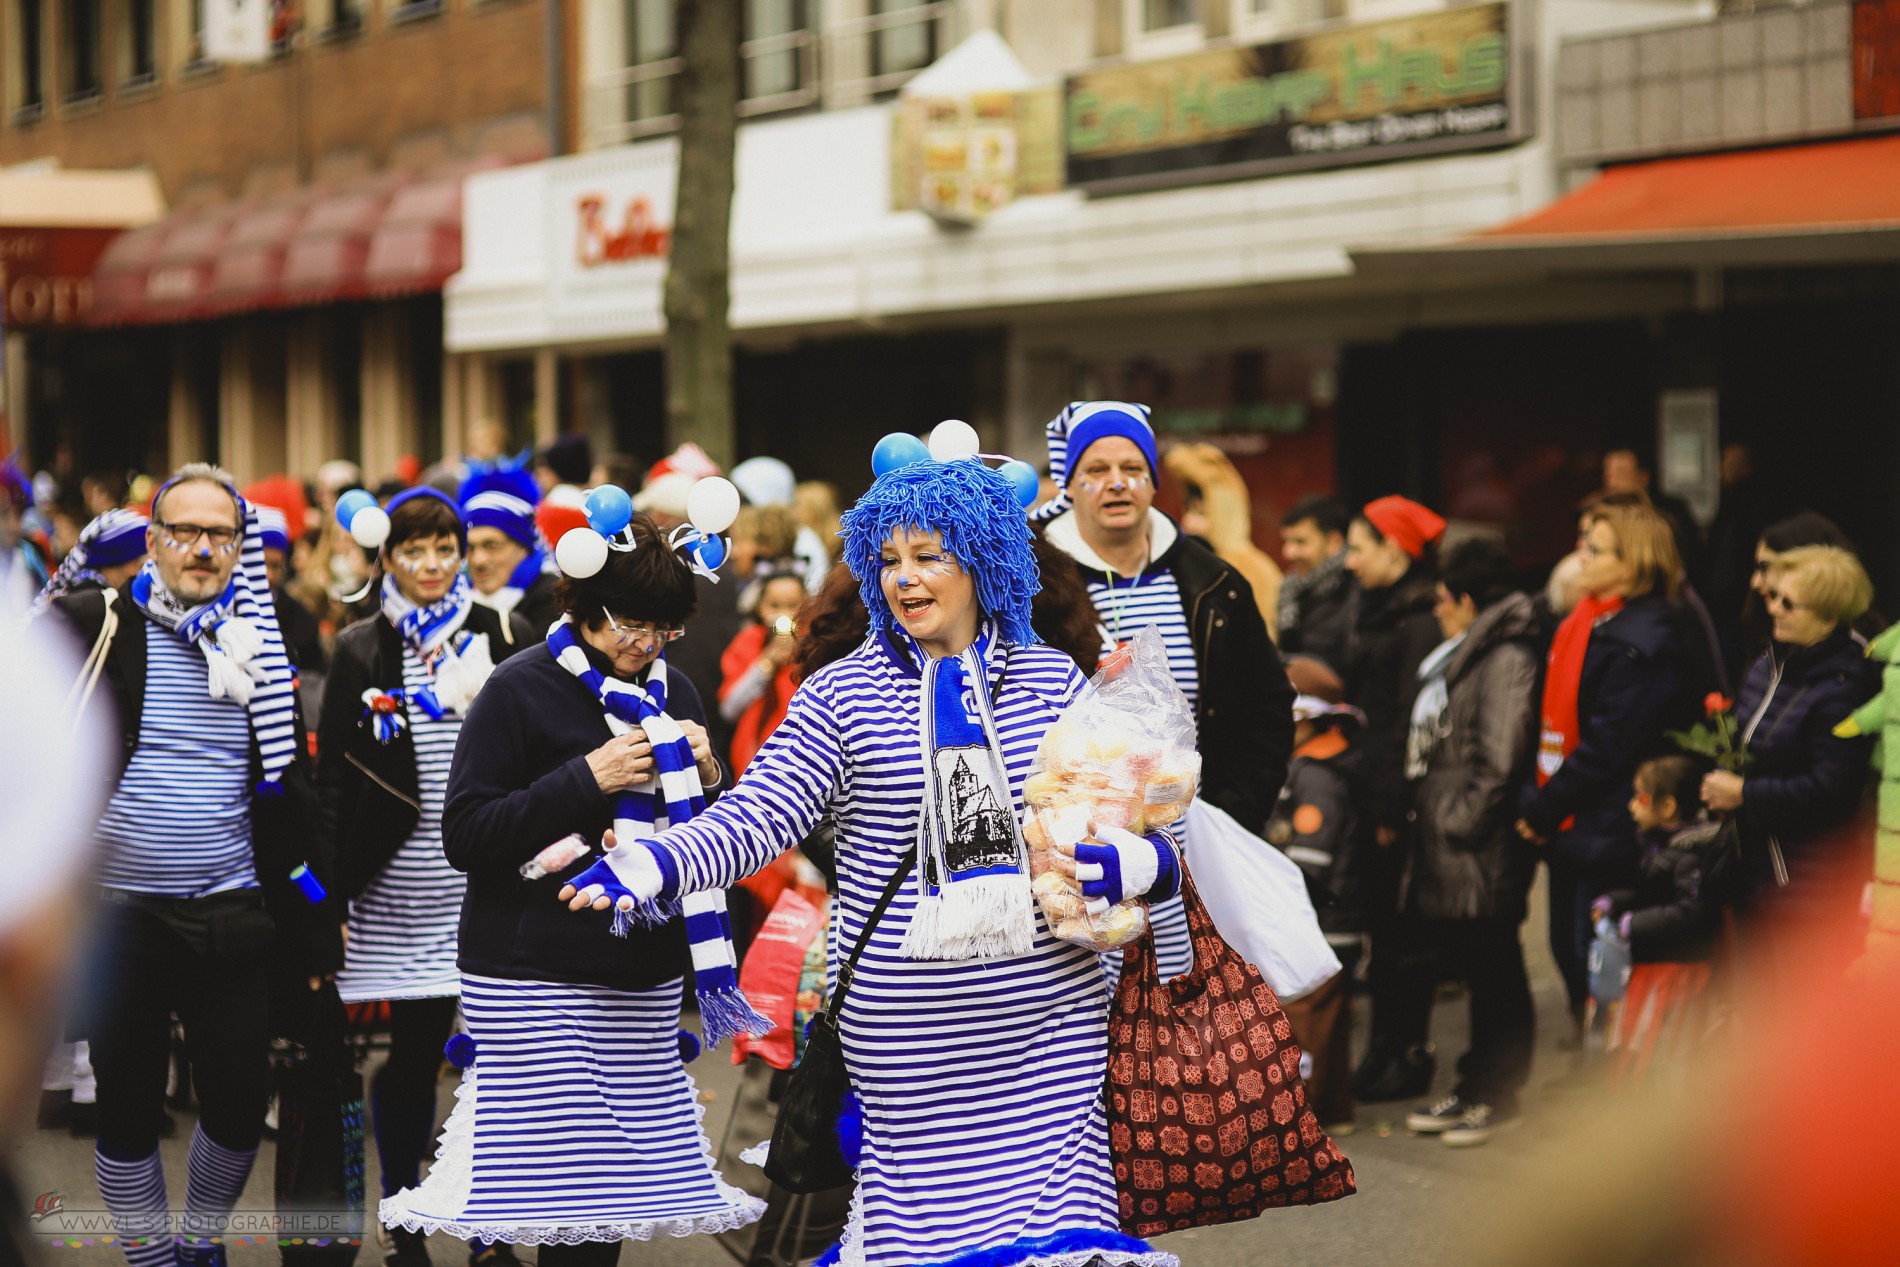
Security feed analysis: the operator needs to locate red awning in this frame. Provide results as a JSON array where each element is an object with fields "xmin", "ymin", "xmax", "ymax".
[
  {"xmin": 88, "ymin": 161, "xmax": 495, "ymax": 325},
  {"xmin": 208, "ymin": 193, "xmax": 317, "ymax": 312},
  {"xmin": 280, "ymin": 184, "xmax": 394, "ymax": 304},
  {"xmin": 1351, "ymin": 133, "xmax": 1900, "ymax": 274}
]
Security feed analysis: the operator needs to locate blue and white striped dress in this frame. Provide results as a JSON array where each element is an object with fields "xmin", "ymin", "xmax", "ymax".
[
  {"xmin": 381, "ymin": 974, "xmax": 761, "ymax": 1244},
  {"xmin": 647, "ymin": 634, "xmax": 1177, "ymax": 1267},
  {"xmin": 336, "ymin": 646, "xmax": 465, "ymax": 1003},
  {"xmin": 95, "ymin": 623, "xmax": 256, "ymax": 896}
]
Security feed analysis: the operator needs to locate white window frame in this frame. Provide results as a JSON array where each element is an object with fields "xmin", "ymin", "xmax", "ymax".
[{"xmin": 1123, "ymin": 0, "xmax": 1204, "ymax": 60}]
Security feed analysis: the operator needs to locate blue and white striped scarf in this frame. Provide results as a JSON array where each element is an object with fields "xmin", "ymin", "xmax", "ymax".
[
  {"xmin": 548, "ymin": 616, "xmax": 770, "ymax": 1048},
  {"xmin": 899, "ymin": 625, "xmax": 1035, "ymax": 962},
  {"xmin": 128, "ymin": 499, "xmax": 298, "ymax": 792},
  {"xmin": 379, "ymin": 571, "xmax": 493, "ymax": 721}
]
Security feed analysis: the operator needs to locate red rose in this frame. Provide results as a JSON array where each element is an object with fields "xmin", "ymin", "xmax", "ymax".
[{"xmin": 1704, "ymin": 692, "xmax": 1734, "ymax": 716}]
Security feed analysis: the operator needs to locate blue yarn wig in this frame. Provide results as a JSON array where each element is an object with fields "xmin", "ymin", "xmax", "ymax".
[{"xmin": 839, "ymin": 460, "xmax": 1040, "ymax": 647}]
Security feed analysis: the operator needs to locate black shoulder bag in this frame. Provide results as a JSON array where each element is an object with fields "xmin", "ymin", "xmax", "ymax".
[{"xmin": 762, "ymin": 852, "xmax": 910, "ymax": 1194}]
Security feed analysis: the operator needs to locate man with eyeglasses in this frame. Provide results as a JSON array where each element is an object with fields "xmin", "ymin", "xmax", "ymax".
[{"xmin": 52, "ymin": 463, "xmax": 338, "ymax": 1267}]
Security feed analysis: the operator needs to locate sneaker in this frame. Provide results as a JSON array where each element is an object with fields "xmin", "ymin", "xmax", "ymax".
[
  {"xmin": 1441, "ymin": 1102, "xmax": 1520, "ymax": 1148},
  {"xmin": 1405, "ymin": 1093, "xmax": 1470, "ymax": 1133},
  {"xmin": 384, "ymin": 1226, "xmax": 432, "ymax": 1267},
  {"xmin": 469, "ymin": 1242, "xmax": 522, "ymax": 1267},
  {"xmin": 1353, "ymin": 1046, "xmax": 1436, "ymax": 1102}
]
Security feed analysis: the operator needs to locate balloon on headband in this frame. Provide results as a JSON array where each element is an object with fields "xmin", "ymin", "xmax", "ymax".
[
  {"xmin": 928, "ymin": 419, "xmax": 982, "ymax": 462},
  {"xmin": 334, "ymin": 489, "xmax": 391, "ymax": 550},
  {"xmin": 555, "ymin": 527, "xmax": 611, "ymax": 579},
  {"xmin": 686, "ymin": 476, "xmax": 741, "ymax": 537},
  {"xmin": 584, "ymin": 485, "xmax": 634, "ymax": 537},
  {"xmin": 872, "ymin": 432, "xmax": 931, "ymax": 478},
  {"xmin": 998, "ymin": 459, "xmax": 1041, "ymax": 510},
  {"xmin": 552, "ymin": 478, "xmax": 736, "ymax": 582}
]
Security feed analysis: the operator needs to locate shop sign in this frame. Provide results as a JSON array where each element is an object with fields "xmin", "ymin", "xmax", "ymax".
[
  {"xmin": 0, "ymin": 226, "xmax": 118, "ymax": 328},
  {"xmin": 1065, "ymin": 1, "xmax": 1523, "ymax": 193},
  {"xmin": 574, "ymin": 194, "xmax": 671, "ymax": 267},
  {"xmin": 890, "ymin": 88, "xmax": 1063, "ymax": 223}
]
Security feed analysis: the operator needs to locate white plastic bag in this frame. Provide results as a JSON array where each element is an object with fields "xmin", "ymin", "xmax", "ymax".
[{"xmin": 1184, "ymin": 798, "xmax": 1340, "ymax": 1003}]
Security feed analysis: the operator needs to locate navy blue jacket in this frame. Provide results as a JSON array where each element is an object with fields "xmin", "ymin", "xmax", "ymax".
[
  {"xmin": 442, "ymin": 640, "xmax": 722, "ymax": 992},
  {"xmin": 1733, "ymin": 628, "xmax": 1876, "ymax": 908},
  {"xmin": 1604, "ymin": 823, "xmax": 1733, "ymax": 964},
  {"xmin": 1520, "ymin": 592, "xmax": 1700, "ymax": 878}
]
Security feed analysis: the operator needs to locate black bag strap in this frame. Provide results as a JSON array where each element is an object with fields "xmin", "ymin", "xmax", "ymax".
[{"xmin": 823, "ymin": 646, "xmax": 1014, "ymax": 1024}]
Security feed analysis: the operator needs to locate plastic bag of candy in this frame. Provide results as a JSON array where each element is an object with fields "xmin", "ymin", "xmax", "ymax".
[{"xmin": 1023, "ymin": 626, "xmax": 1201, "ymax": 951}]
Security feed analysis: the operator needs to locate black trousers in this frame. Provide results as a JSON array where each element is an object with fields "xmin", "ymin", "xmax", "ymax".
[
  {"xmin": 1431, "ymin": 916, "xmax": 1536, "ymax": 1110},
  {"xmin": 1366, "ymin": 910, "xmax": 1436, "ymax": 1057},
  {"xmin": 1546, "ymin": 859, "xmax": 1598, "ymax": 1020},
  {"xmin": 372, "ymin": 997, "xmax": 459, "ymax": 1198},
  {"xmin": 85, "ymin": 892, "xmax": 274, "ymax": 1161}
]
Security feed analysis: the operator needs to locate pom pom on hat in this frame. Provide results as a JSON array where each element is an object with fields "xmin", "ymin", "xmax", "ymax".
[{"xmin": 1362, "ymin": 495, "xmax": 1446, "ymax": 559}]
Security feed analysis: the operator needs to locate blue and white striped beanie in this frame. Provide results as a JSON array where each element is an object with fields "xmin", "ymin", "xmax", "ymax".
[
  {"xmin": 254, "ymin": 505, "xmax": 293, "ymax": 555},
  {"xmin": 30, "ymin": 508, "xmax": 150, "ymax": 615},
  {"xmin": 1030, "ymin": 400, "xmax": 1155, "ymax": 523},
  {"xmin": 459, "ymin": 463, "xmax": 541, "ymax": 549}
]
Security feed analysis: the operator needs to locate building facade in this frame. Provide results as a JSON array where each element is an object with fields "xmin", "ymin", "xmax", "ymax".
[
  {"xmin": 451, "ymin": 0, "xmax": 1729, "ymax": 567},
  {"xmin": 1, "ymin": 0, "xmax": 554, "ymax": 485}
]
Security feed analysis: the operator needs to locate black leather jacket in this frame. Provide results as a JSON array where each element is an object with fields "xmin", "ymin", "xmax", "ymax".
[{"xmin": 316, "ymin": 603, "xmax": 533, "ymax": 900}]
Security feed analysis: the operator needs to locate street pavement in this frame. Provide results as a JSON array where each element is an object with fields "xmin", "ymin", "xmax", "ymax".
[{"xmin": 11, "ymin": 872, "xmax": 1597, "ymax": 1267}]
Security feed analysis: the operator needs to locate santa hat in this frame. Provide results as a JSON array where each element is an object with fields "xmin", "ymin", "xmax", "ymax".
[{"xmin": 1362, "ymin": 496, "xmax": 1446, "ymax": 559}]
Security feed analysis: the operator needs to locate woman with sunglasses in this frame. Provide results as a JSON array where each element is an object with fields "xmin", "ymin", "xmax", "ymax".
[
  {"xmin": 315, "ymin": 487, "xmax": 534, "ymax": 1267},
  {"xmin": 558, "ymin": 460, "xmax": 1189, "ymax": 1267},
  {"xmin": 381, "ymin": 512, "xmax": 756, "ymax": 1264},
  {"xmin": 1703, "ymin": 546, "xmax": 1876, "ymax": 950}
]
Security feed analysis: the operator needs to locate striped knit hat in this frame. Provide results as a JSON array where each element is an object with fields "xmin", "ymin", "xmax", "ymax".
[
  {"xmin": 1030, "ymin": 400, "xmax": 1156, "ymax": 523},
  {"xmin": 459, "ymin": 460, "xmax": 542, "ymax": 549},
  {"xmin": 30, "ymin": 508, "xmax": 150, "ymax": 615}
]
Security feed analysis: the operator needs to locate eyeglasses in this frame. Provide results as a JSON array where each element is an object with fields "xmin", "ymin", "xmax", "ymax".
[
  {"xmin": 156, "ymin": 521, "xmax": 240, "ymax": 550},
  {"xmin": 1765, "ymin": 590, "xmax": 1810, "ymax": 614},
  {"xmin": 602, "ymin": 608, "xmax": 686, "ymax": 649}
]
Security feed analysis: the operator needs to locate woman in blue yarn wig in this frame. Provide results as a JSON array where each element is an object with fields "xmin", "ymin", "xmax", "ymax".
[{"xmin": 563, "ymin": 452, "xmax": 1187, "ymax": 1267}]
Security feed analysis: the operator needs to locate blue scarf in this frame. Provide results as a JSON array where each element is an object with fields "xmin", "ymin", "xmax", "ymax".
[
  {"xmin": 372, "ymin": 571, "xmax": 493, "ymax": 734},
  {"xmin": 898, "ymin": 625, "xmax": 1035, "ymax": 961},
  {"xmin": 548, "ymin": 617, "xmax": 770, "ymax": 1048}
]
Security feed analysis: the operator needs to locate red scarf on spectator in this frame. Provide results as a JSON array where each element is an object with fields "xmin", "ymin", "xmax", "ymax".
[{"xmin": 1538, "ymin": 593, "xmax": 1624, "ymax": 793}]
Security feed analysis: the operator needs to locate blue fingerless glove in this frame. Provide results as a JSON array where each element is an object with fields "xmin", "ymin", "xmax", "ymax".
[{"xmin": 1073, "ymin": 826, "xmax": 1180, "ymax": 905}]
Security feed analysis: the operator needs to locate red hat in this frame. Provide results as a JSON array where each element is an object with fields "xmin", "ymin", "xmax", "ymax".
[{"xmin": 1362, "ymin": 496, "xmax": 1446, "ymax": 559}]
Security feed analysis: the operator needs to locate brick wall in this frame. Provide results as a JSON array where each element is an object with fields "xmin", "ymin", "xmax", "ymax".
[{"xmin": 0, "ymin": 0, "xmax": 555, "ymax": 204}]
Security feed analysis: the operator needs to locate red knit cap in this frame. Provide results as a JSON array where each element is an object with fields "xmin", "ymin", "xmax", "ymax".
[{"xmin": 1362, "ymin": 496, "xmax": 1446, "ymax": 559}]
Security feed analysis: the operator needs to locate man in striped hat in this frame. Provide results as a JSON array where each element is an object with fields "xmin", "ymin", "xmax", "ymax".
[
  {"xmin": 459, "ymin": 464, "xmax": 562, "ymax": 642},
  {"xmin": 54, "ymin": 463, "xmax": 337, "ymax": 1267},
  {"xmin": 1036, "ymin": 402, "xmax": 1295, "ymax": 978}
]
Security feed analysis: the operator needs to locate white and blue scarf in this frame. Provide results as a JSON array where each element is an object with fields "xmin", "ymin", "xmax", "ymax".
[
  {"xmin": 129, "ymin": 500, "xmax": 299, "ymax": 792},
  {"xmin": 375, "ymin": 571, "xmax": 494, "ymax": 727},
  {"xmin": 548, "ymin": 616, "xmax": 771, "ymax": 1048},
  {"xmin": 1405, "ymin": 632, "xmax": 1466, "ymax": 781},
  {"xmin": 899, "ymin": 626, "xmax": 1035, "ymax": 962}
]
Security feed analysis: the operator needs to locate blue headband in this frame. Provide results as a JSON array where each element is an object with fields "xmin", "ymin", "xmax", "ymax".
[
  {"xmin": 383, "ymin": 486, "xmax": 468, "ymax": 552},
  {"xmin": 839, "ymin": 460, "xmax": 1040, "ymax": 647}
]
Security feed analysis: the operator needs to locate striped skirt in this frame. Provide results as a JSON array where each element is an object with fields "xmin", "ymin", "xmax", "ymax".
[{"xmin": 379, "ymin": 974, "xmax": 763, "ymax": 1245}]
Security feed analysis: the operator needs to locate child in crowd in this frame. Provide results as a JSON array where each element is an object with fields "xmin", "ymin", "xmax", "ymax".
[
  {"xmin": 719, "ymin": 561, "xmax": 810, "ymax": 776},
  {"xmin": 1592, "ymin": 754, "xmax": 1734, "ymax": 1083},
  {"xmin": 1265, "ymin": 655, "xmax": 1367, "ymax": 1133}
]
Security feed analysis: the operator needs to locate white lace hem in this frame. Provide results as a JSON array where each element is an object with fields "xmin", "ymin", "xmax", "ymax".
[
  {"xmin": 380, "ymin": 1028, "xmax": 763, "ymax": 1246},
  {"xmin": 738, "ymin": 1140, "xmax": 771, "ymax": 1167},
  {"xmin": 1018, "ymin": 1253, "xmax": 1177, "ymax": 1267}
]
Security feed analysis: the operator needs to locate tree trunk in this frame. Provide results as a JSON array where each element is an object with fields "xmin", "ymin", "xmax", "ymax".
[{"xmin": 663, "ymin": 0, "xmax": 742, "ymax": 468}]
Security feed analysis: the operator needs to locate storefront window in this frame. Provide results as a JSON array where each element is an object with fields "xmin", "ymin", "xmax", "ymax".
[
  {"xmin": 624, "ymin": 0, "xmax": 678, "ymax": 126},
  {"xmin": 744, "ymin": 0, "xmax": 809, "ymax": 104},
  {"xmin": 872, "ymin": 0, "xmax": 937, "ymax": 82},
  {"xmin": 1144, "ymin": 0, "xmax": 1195, "ymax": 30}
]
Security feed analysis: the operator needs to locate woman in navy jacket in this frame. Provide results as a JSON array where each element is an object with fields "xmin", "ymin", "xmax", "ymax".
[
  {"xmin": 1702, "ymin": 545, "xmax": 1876, "ymax": 929},
  {"xmin": 1518, "ymin": 504, "xmax": 1702, "ymax": 1028}
]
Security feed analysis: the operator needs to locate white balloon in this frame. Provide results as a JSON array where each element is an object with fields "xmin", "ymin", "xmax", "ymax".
[
  {"xmin": 928, "ymin": 418, "xmax": 981, "ymax": 462},
  {"xmin": 686, "ymin": 477, "xmax": 741, "ymax": 536},
  {"xmin": 555, "ymin": 527, "xmax": 609, "ymax": 579},
  {"xmin": 350, "ymin": 506, "xmax": 391, "ymax": 551}
]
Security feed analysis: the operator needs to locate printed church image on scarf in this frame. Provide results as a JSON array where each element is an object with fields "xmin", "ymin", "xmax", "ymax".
[{"xmin": 945, "ymin": 753, "xmax": 1017, "ymax": 870}]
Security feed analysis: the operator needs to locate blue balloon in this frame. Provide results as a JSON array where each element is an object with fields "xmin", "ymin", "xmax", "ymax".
[
  {"xmin": 334, "ymin": 489, "xmax": 375, "ymax": 529},
  {"xmin": 871, "ymin": 432, "xmax": 931, "ymax": 478},
  {"xmin": 695, "ymin": 534, "xmax": 728, "ymax": 571},
  {"xmin": 584, "ymin": 484, "xmax": 634, "ymax": 536},
  {"xmin": 999, "ymin": 459, "xmax": 1041, "ymax": 509}
]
